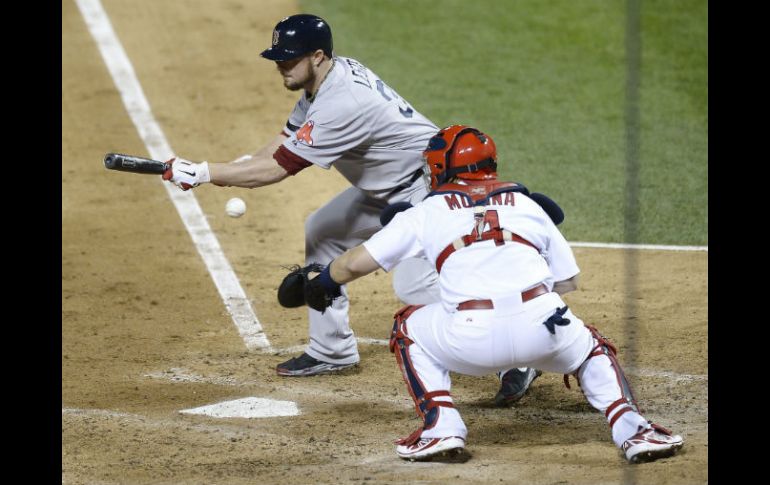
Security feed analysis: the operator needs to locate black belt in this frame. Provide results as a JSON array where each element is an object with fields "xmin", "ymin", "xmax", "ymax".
[{"xmin": 388, "ymin": 168, "xmax": 424, "ymax": 196}]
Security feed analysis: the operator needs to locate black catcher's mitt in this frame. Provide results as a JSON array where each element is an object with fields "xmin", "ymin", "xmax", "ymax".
[
  {"xmin": 278, "ymin": 263, "xmax": 342, "ymax": 313},
  {"xmin": 277, "ymin": 263, "xmax": 325, "ymax": 308},
  {"xmin": 303, "ymin": 270, "xmax": 341, "ymax": 313}
]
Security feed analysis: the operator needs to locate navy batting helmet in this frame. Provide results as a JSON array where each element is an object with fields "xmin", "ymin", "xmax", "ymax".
[{"xmin": 260, "ymin": 14, "xmax": 333, "ymax": 61}]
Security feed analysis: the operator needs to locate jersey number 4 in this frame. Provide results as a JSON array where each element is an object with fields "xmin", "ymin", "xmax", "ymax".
[
  {"xmin": 471, "ymin": 209, "xmax": 501, "ymax": 241},
  {"xmin": 376, "ymin": 79, "xmax": 414, "ymax": 118}
]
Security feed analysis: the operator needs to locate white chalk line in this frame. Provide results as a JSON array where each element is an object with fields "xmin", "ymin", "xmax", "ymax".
[
  {"xmin": 144, "ymin": 367, "xmax": 239, "ymax": 386},
  {"xmin": 75, "ymin": 0, "xmax": 270, "ymax": 351},
  {"xmin": 624, "ymin": 367, "xmax": 707, "ymax": 382},
  {"xmin": 358, "ymin": 337, "xmax": 390, "ymax": 346},
  {"xmin": 62, "ymin": 407, "xmax": 287, "ymax": 438},
  {"xmin": 266, "ymin": 337, "xmax": 390, "ymax": 356},
  {"xmin": 144, "ymin": 355, "xmax": 705, "ymax": 390},
  {"xmin": 268, "ymin": 341, "xmax": 707, "ymax": 382},
  {"xmin": 142, "ymin": 366, "xmax": 415, "ymax": 407},
  {"xmin": 570, "ymin": 241, "xmax": 707, "ymax": 252}
]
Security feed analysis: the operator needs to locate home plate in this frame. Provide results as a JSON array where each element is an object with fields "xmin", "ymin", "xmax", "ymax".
[{"xmin": 180, "ymin": 397, "xmax": 299, "ymax": 418}]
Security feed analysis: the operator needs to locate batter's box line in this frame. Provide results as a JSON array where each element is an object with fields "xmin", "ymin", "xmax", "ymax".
[
  {"xmin": 264, "ymin": 337, "xmax": 389, "ymax": 356},
  {"xmin": 266, "ymin": 339, "xmax": 706, "ymax": 382}
]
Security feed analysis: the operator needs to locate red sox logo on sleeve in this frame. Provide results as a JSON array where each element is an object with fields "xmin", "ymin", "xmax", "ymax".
[{"xmin": 296, "ymin": 120, "xmax": 315, "ymax": 146}]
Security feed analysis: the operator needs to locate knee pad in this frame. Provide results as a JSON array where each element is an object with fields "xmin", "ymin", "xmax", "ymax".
[
  {"xmin": 565, "ymin": 325, "xmax": 641, "ymax": 415},
  {"xmin": 389, "ymin": 304, "xmax": 422, "ymax": 353}
]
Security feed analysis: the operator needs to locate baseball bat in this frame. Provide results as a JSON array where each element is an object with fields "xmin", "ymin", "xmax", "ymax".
[{"xmin": 103, "ymin": 153, "xmax": 170, "ymax": 174}]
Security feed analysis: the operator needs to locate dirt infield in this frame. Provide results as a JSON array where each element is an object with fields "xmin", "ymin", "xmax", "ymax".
[{"xmin": 62, "ymin": 1, "xmax": 708, "ymax": 483}]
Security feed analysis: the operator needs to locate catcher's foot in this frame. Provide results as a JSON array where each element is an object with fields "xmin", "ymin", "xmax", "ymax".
[
  {"xmin": 396, "ymin": 436, "xmax": 467, "ymax": 462},
  {"xmin": 494, "ymin": 368, "xmax": 542, "ymax": 406},
  {"xmin": 623, "ymin": 423, "xmax": 683, "ymax": 463},
  {"xmin": 276, "ymin": 352, "xmax": 358, "ymax": 377}
]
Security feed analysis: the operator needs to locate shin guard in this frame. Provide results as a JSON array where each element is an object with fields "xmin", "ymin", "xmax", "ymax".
[
  {"xmin": 565, "ymin": 324, "xmax": 642, "ymax": 420},
  {"xmin": 390, "ymin": 305, "xmax": 454, "ymax": 446}
]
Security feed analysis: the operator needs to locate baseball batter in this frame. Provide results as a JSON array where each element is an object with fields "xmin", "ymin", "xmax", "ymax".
[
  {"xmin": 297, "ymin": 125, "xmax": 684, "ymax": 463},
  {"xmin": 161, "ymin": 14, "xmax": 441, "ymax": 370},
  {"xmin": 161, "ymin": 13, "xmax": 539, "ymax": 399}
]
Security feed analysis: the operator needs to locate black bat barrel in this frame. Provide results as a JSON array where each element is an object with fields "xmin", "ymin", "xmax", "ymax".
[{"xmin": 103, "ymin": 153, "xmax": 169, "ymax": 174}]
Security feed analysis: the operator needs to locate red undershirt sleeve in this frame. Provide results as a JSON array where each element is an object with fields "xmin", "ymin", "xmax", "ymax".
[{"xmin": 273, "ymin": 145, "xmax": 313, "ymax": 175}]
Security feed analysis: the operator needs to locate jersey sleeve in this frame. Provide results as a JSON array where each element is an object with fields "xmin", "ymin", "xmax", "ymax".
[
  {"xmin": 273, "ymin": 145, "xmax": 313, "ymax": 175},
  {"xmin": 363, "ymin": 206, "xmax": 425, "ymax": 272},
  {"xmin": 281, "ymin": 97, "xmax": 371, "ymax": 169},
  {"xmin": 283, "ymin": 97, "xmax": 309, "ymax": 136},
  {"xmin": 542, "ymin": 217, "xmax": 580, "ymax": 282}
]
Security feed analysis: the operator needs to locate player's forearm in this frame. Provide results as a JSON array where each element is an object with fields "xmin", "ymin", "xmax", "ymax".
[
  {"xmin": 208, "ymin": 155, "xmax": 290, "ymax": 188},
  {"xmin": 330, "ymin": 245, "xmax": 382, "ymax": 284}
]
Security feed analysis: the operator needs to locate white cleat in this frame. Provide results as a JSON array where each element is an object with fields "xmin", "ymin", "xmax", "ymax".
[
  {"xmin": 623, "ymin": 423, "xmax": 684, "ymax": 464},
  {"xmin": 396, "ymin": 436, "xmax": 466, "ymax": 462}
]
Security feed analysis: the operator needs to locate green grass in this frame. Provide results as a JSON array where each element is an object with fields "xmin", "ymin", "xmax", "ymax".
[{"xmin": 300, "ymin": 0, "xmax": 707, "ymax": 245}]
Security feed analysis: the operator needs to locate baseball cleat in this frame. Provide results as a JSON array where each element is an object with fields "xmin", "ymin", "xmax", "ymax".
[
  {"xmin": 396, "ymin": 436, "xmax": 466, "ymax": 462},
  {"xmin": 622, "ymin": 423, "xmax": 684, "ymax": 463},
  {"xmin": 494, "ymin": 368, "xmax": 542, "ymax": 407},
  {"xmin": 276, "ymin": 352, "xmax": 358, "ymax": 377}
]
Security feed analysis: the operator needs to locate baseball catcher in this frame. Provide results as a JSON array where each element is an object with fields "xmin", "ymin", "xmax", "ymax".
[{"xmin": 277, "ymin": 125, "xmax": 684, "ymax": 464}]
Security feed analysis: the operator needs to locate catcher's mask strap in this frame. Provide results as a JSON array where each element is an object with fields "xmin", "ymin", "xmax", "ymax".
[{"xmin": 442, "ymin": 158, "xmax": 497, "ymax": 180}]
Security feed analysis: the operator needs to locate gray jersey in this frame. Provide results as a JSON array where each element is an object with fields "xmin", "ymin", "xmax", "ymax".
[{"xmin": 281, "ymin": 56, "xmax": 438, "ymax": 192}]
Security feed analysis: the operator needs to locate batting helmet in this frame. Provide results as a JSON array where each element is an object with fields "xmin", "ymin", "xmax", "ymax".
[
  {"xmin": 260, "ymin": 14, "xmax": 333, "ymax": 62},
  {"xmin": 423, "ymin": 125, "xmax": 498, "ymax": 190}
]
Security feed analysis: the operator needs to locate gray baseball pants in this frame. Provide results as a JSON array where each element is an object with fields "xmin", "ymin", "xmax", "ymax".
[{"xmin": 303, "ymin": 179, "xmax": 440, "ymax": 364}]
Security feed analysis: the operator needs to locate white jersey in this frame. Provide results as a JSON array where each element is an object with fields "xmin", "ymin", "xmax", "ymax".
[
  {"xmin": 363, "ymin": 187, "xmax": 580, "ymax": 311},
  {"xmin": 281, "ymin": 56, "xmax": 438, "ymax": 192}
]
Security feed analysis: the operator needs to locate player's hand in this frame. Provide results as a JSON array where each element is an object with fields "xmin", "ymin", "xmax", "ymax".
[{"xmin": 162, "ymin": 157, "xmax": 211, "ymax": 191}]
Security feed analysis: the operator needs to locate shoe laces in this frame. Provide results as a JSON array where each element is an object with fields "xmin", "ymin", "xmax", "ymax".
[{"xmin": 409, "ymin": 438, "xmax": 433, "ymax": 449}]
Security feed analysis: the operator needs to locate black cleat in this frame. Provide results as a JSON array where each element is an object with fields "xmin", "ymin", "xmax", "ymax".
[
  {"xmin": 494, "ymin": 367, "xmax": 542, "ymax": 406},
  {"xmin": 276, "ymin": 352, "xmax": 358, "ymax": 376}
]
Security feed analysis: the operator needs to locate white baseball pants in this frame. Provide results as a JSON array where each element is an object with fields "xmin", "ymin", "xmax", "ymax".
[{"xmin": 400, "ymin": 292, "xmax": 649, "ymax": 448}]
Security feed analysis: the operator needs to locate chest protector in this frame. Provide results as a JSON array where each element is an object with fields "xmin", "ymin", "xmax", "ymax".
[{"xmin": 428, "ymin": 181, "xmax": 540, "ymax": 273}]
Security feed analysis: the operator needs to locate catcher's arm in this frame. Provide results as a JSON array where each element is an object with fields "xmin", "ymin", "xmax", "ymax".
[
  {"xmin": 278, "ymin": 246, "xmax": 382, "ymax": 313},
  {"xmin": 329, "ymin": 245, "xmax": 381, "ymax": 283},
  {"xmin": 305, "ymin": 246, "xmax": 380, "ymax": 312}
]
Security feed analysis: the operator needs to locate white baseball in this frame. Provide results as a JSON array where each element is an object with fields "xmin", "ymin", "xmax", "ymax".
[{"xmin": 225, "ymin": 197, "xmax": 247, "ymax": 218}]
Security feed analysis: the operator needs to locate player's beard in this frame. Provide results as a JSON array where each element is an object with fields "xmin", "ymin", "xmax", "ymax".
[{"xmin": 282, "ymin": 64, "xmax": 315, "ymax": 91}]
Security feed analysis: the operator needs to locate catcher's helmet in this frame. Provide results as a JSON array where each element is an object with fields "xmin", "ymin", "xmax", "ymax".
[
  {"xmin": 260, "ymin": 14, "xmax": 333, "ymax": 61},
  {"xmin": 423, "ymin": 125, "xmax": 498, "ymax": 190}
]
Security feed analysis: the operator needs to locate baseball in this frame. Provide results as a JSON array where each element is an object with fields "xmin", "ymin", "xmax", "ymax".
[{"xmin": 225, "ymin": 197, "xmax": 247, "ymax": 218}]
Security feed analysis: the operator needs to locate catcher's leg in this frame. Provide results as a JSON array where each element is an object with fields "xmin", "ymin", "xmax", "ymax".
[
  {"xmin": 389, "ymin": 305, "xmax": 467, "ymax": 461},
  {"xmin": 570, "ymin": 325, "xmax": 683, "ymax": 462}
]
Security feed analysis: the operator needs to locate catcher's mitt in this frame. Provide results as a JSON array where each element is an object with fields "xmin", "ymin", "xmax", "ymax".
[
  {"xmin": 277, "ymin": 263, "xmax": 325, "ymax": 308},
  {"xmin": 277, "ymin": 263, "xmax": 342, "ymax": 313}
]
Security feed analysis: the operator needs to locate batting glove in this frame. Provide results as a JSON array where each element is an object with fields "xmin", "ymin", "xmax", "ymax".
[{"xmin": 162, "ymin": 157, "xmax": 210, "ymax": 191}]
